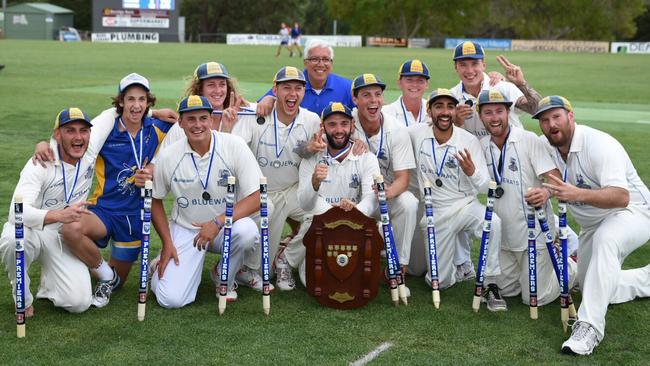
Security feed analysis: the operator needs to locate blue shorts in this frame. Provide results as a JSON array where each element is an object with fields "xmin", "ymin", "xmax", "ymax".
[{"xmin": 90, "ymin": 206, "xmax": 142, "ymax": 262}]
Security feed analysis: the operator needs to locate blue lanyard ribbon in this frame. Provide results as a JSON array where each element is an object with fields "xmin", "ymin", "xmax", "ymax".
[
  {"xmin": 363, "ymin": 117, "xmax": 384, "ymax": 159},
  {"xmin": 399, "ymin": 96, "xmax": 423, "ymax": 126},
  {"xmin": 119, "ymin": 118, "xmax": 144, "ymax": 169},
  {"xmin": 430, "ymin": 139, "xmax": 450, "ymax": 179},
  {"xmin": 273, "ymin": 109, "xmax": 296, "ymax": 158},
  {"xmin": 58, "ymin": 147, "xmax": 80, "ymax": 205},
  {"xmin": 325, "ymin": 143, "xmax": 352, "ymax": 165},
  {"xmin": 489, "ymin": 129, "xmax": 511, "ymax": 186},
  {"xmin": 190, "ymin": 133, "xmax": 217, "ymax": 191}
]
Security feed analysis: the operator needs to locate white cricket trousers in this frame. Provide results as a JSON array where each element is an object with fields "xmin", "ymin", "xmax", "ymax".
[
  {"xmin": 374, "ymin": 190, "xmax": 418, "ymax": 266},
  {"xmin": 498, "ymin": 246, "xmax": 577, "ymax": 306},
  {"xmin": 0, "ymin": 222, "xmax": 92, "ymax": 313},
  {"xmin": 409, "ymin": 197, "xmax": 502, "ymax": 289},
  {"xmin": 576, "ymin": 205, "xmax": 650, "ymax": 340},
  {"xmin": 151, "ymin": 218, "xmax": 258, "ymax": 309}
]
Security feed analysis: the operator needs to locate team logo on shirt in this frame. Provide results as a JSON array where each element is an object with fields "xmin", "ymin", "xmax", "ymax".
[
  {"xmin": 44, "ymin": 199, "xmax": 58, "ymax": 207},
  {"xmin": 349, "ymin": 174, "xmax": 360, "ymax": 188},
  {"xmin": 116, "ymin": 163, "xmax": 137, "ymax": 196},
  {"xmin": 445, "ymin": 157, "xmax": 458, "ymax": 169},
  {"xmin": 177, "ymin": 197, "xmax": 189, "ymax": 208},
  {"xmin": 292, "ymin": 140, "xmax": 307, "ymax": 154},
  {"xmin": 576, "ymin": 174, "xmax": 592, "ymax": 189},
  {"xmin": 218, "ymin": 169, "xmax": 232, "ymax": 186},
  {"xmin": 258, "ymin": 157, "xmax": 268, "ymax": 167},
  {"xmin": 84, "ymin": 166, "xmax": 94, "ymax": 179},
  {"xmin": 508, "ymin": 157, "xmax": 518, "ymax": 172}
]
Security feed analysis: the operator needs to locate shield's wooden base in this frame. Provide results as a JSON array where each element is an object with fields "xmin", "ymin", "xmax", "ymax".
[{"xmin": 304, "ymin": 207, "xmax": 383, "ymax": 309}]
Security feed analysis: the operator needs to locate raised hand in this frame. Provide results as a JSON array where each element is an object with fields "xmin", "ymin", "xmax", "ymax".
[
  {"xmin": 454, "ymin": 148, "xmax": 476, "ymax": 177},
  {"xmin": 496, "ymin": 55, "xmax": 526, "ymax": 87}
]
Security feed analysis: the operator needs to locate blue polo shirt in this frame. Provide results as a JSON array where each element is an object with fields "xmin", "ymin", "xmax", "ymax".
[{"xmin": 261, "ymin": 71, "xmax": 354, "ymax": 116}]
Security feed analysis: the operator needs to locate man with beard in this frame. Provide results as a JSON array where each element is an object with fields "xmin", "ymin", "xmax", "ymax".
[
  {"xmin": 535, "ymin": 96, "xmax": 650, "ymax": 355},
  {"xmin": 382, "ymin": 59, "xmax": 431, "ymax": 127},
  {"xmin": 257, "ymin": 38, "xmax": 354, "ymax": 116},
  {"xmin": 149, "ymin": 95, "xmax": 260, "ymax": 307},
  {"xmin": 350, "ymin": 73, "xmax": 418, "ymax": 288},
  {"xmin": 233, "ymin": 66, "xmax": 324, "ymax": 291},
  {"xmin": 0, "ymin": 108, "xmax": 103, "ymax": 315},
  {"xmin": 477, "ymin": 90, "xmax": 578, "ymax": 307},
  {"xmin": 408, "ymin": 89, "xmax": 506, "ymax": 311},
  {"xmin": 279, "ymin": 102, "xmax": 380, "ymax": 286}
]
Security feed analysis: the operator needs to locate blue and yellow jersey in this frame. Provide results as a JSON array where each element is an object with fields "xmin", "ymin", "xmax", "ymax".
[{"xmin": 90, "ymin": 116, "xmax": 172, "ymax": 214}]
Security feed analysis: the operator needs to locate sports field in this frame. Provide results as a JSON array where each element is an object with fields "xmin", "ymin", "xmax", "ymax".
[{"xmin": 0, "ymin": 40, "xmax": 649, "ymax": 365}]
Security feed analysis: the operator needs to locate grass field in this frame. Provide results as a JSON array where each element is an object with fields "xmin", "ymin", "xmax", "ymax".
[{"xmin": 0, "ymin": 40, "xmax": 649, "ymax": 365}]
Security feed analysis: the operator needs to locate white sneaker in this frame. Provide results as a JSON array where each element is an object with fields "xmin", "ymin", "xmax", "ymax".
[
  {"xmin": 274, "ymin": 247, "xmax": 295, "ymax": 291},
  {"xmin": 481, "ymin": 283, "xmax": 508, "ymax": 312},
  {"xmin": 210, "ymin": 264, "xmax": 239, "ymax": 301},
  {"xmin": 235, "ymin": 266, "xmax": 275, "ymax": 292},
  {"xmin": 561, "ymin": 321, "xmax": 600, "ymax": 355},
  {"xmin": 148, "ymin": 256, "xmax": 160, "ymax": 280},
  {"xmin": 91, "ymin": 268, "xmax": 120, "ymax": 308},
  {"xmin": 455, "ymin": 261, "xmax": 476, "ymax": 282}
]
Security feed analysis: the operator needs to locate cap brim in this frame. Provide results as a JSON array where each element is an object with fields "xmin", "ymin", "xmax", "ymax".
[
  {"xmin": 428, "ymin": 94, "xmax": 459, "ymax": 106},
  {"xmin": 400, "ymin": 72, "xmax": 430, "ymax": 79},
  {"xmin": 275, "ymin": 77, "xmax": 306, "ymax": 84},
  {"xmin": 532, "ymin": 105, "xmax": 565, "ymax": 119},
  {"xmin": 353, "ymin": 82, "xmax": 386, "ymax": 91},
  {"xmin": 453, "ymin": 55, "xmax": 484, "ymax": 60},
  {"xmin": 179, "ymin": 106, "xmax": 213, "ymax": 114},
  {"xmin": 120, "ymin": 82, "xmax": 150, "ymax": 93},
  {"xmin": 198, "ymin": 74, "xmax": 230, "ymax": 80},
  {"xmin": 322, "ymin": 110, "xmax": 352, "ymax": 120},
  {"xmin": 479, "ymin": 101, "xmax": 513, "ymax": 109},
  {"xmin": 58, "ymin": 119, "xmax": 92, "ymax": 128}
]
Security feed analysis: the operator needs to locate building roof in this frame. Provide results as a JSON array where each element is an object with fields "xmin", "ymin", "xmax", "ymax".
[{"xmin": 6, "ymin": 3, "xmax": 73, "ymax": 14}]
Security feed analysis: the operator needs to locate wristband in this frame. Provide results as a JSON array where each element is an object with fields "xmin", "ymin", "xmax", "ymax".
[{"xmin": 214, "ymin": 217, "xmax": 223, "ymax": 229}]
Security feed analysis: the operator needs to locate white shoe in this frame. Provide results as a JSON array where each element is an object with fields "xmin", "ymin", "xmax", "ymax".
[
  {"xmin": 455, "ymin": 261, "xmax": 476, "ymax": 282},
  {"xmin": 236, "ymin": 266, "xmax": 275, "ymax": 292},
  {"xmin": 561, "ymin": 321, "xmax": 600, "ymax": 355},
  {"xmin": 91, "ymin": 268, "xmax": 120, "ymax": 308},
  {"xmin": 481, "ymin": 283, "xmax": 508, "ymax": 312},
  {"xmin": 210, "ymin": 264, "xmax": 239, "ymax": 301},
  {"xmin": 274, "ymin": 247, "xmax": 295, "ymax": 291},
  {"xmin": 148, "ymin": 256, "xmax": 160, "ymax": 280}
]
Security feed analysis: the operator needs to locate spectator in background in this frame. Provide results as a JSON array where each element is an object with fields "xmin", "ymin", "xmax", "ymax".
[
  {"xmin": 275, "ymin": 22, "xmax": 291, "ymax": 58},
  {"xmin": 289, "ymin": 22, "xmax": 303, "ymax": 57},
  {"xmin": 259, "ymin": 38, "xmax": 354, "ymax": 116}
]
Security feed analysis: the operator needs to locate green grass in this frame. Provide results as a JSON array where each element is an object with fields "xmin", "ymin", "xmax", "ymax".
[{"xmin": 0, "ymin": 40, "xmax": 649, "ymax": 365}]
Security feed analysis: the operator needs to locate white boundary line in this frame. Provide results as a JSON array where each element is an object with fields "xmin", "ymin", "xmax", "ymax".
[{"xmin": 350, "ymin": 341, "xmax": 393, "ymax": 366}]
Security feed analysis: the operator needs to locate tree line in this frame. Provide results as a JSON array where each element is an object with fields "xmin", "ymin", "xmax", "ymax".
[{"xmin": 7, "ymin": 0, "xmax": 650, "ymax": 42}]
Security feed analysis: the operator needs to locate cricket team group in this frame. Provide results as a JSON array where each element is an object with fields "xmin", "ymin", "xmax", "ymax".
[{"xmin": 2, "ymin": 39, "xmax": 649, "ymax": 356}]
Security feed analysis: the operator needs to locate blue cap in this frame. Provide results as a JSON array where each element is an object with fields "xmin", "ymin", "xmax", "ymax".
[
  {"xmin": 477, "ymin": 89, "xmax": 513, "ymax": 110},
  {"xmin": 54, "ymin": 108, "xmax": 91, "ymax": 130},
  {"xmin": 351, "ymin": 73, "xmax": 386, "ymax": 94},
  {"xmin": 178, "ymin": 95, "xmax": 213, "ymax": 114},
  {"xmin": 119, "ymin": 73, "xmax": 150, "ymax": 93},
  {"xmin": 453, "ymin": 41, "xmax": 485, "ymax": 60},
  {"xmin": 426, "ymin": 88, "xmax": 459, "ymax": 107},
  {"xmin": 273, "ymin": 66, "xmax": 306, "ymax": 84},
  {"xmin": 194, "ymin": 62, "xmax": 230, "ymax": 80},
  {"xmin": 321, "ymin": 102, "xmax": 353, "ymax": 120},
  {"xmin": 532, "ymin": 96, "xmax": 573, "ymax": 119},
  {"xmin": 398, "ymin": 59, "xmax": 430, "ymax": 79}
]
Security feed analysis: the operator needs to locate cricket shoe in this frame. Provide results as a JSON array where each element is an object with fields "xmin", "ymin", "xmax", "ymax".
[
  {"xmin": 235, "ymin": 266, "xmax": 275, "ymax": 292},
  {"xmin": 274, "ymin": 246, "xmax": 295, "ymax": 291},
  {"xmin": 481, "ymin": 283, "xmax": 508, "ymax": 312},
  {"xmin": 561, "ymin": 321, "xmax": 600, "ymax": 355},
  {"xmin": 209, "ymin": 264, "xmax": 238, "ymax": 302},
  {"xmin": 148, "ymin": 256, "xmax": 160, "ymax": 280},
  {"xmin": 91, "ymin": 267, "xmax": 120, "ymax": 308},
  {"xmin": 455, "ymin": 261, "xmax": 476, "ymax": 282}
]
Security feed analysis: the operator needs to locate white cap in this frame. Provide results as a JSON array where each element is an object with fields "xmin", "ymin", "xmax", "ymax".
[{"xmin": 119, "ymin": 73, "xmax": 150, "ymax": 93}]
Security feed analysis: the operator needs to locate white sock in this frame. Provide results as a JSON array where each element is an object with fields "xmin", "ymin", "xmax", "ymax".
[{"xmin": 92, "ymin": 260, "xmax": 113, "ymax": 282}]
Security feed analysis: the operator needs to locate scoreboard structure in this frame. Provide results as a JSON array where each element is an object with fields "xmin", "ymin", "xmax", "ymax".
[{"xmin": 92, "ymin": 0, "xmax": 183, "ymax": 42}]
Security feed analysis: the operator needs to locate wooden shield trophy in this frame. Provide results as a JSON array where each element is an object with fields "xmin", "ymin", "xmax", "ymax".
[{"xmin": 303, "ymin": 206, "xmax": 383, "ymax": 309}]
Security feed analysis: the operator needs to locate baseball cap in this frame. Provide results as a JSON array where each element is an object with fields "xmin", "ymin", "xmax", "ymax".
[
  {"xmin": 321, "ymin": 102, "xmax": 353, "ymax": 120},
  {"xmin": 273, "ymin": 66, "xmax": 306, "ymax": 84},
  {"xmin": 53, "ymin": 107, "xmax": 92, "ymax": 130},
  {"xmin": 195, "ymin": 62, "xmax": 230, "ymax": 80},
  {"xmin": 453, "ymin": 41, "xmax": 485, "ymax": 60},
  {"xmin": 398, "ymin": 59, "xmax": 430, "ymax": 79},
  {"xmin": 532, "ymin": 95, "xmax": 573, "ymax": 119},
  {"xmin": 178, "ymin": 95, "xmax": 213, "ymax": 114},
  {"xmin": 426, "ymin": 88, "xmax": 460, "ymax": 107},
  {"xmin": 351, "ymin": 73, "xmax": 386, "ymax": 94},
  {"xmin": 477, "ymin": 89, "xmax": 513, "ymax": 110},
  {"xmin": 118, "ymin": 73, "xmax": 150, "ymax": 93}
]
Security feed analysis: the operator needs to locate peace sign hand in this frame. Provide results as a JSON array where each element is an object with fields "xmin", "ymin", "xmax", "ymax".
[{"xmin": 496, "ymin": 55, "xmax": 526, "ymax": 87}]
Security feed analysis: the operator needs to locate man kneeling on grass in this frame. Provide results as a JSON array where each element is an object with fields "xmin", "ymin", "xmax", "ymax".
[{"xmin": 149, "ymin": 95, "xmax": 261, "ymax": 308}]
